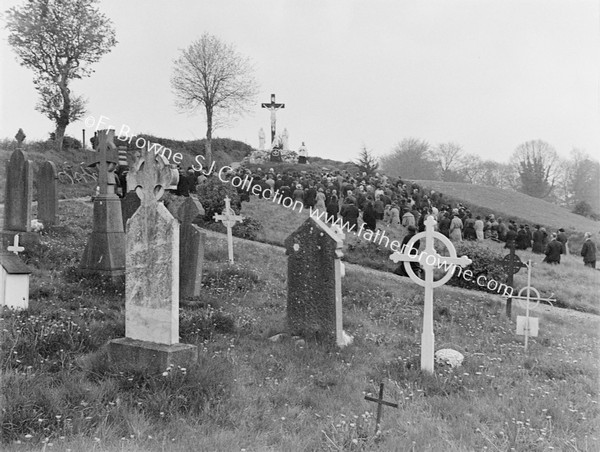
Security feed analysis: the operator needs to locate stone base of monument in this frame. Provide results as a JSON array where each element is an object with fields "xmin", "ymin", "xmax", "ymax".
[
  {"xmin": 108, "ymin": 338, "xmax": 198, "ymax": 374},
  {"xmin": 0, "ymin": 230, "xmax": 40, "ymax": 248}
]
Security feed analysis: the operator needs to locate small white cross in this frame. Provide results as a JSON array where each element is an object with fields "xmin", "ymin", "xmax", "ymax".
[
  {"xmin": 7, "ymin": 234, "xmax": 24, "ymax": 255},
  {"xmin": 213, "ymin": 196, "xmax": 244, "ymax": 264}
]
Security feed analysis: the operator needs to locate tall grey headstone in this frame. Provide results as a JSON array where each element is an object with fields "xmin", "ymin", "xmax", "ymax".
[
  {"xmin": 284, "ymin": 216, "xmax": 349, "ymax": 346},
  {"xmin": 38, "ymin": 161, "xmax": 58, "ymax": 228},
  {"xmin": 175, "ymin": 196, "xmax": 205, "ymax": 298},
  {"xmin": 1, "ymin": 130, "xmax": 38, "ymax": 248},
  {"xmin": 108, "ymin": 144, "xmax": 197, "ymax": 372}
]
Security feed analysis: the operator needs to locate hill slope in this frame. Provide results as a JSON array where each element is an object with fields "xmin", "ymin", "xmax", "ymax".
[{"xmin": 414, "ymin": 180, "xmax": 599, "ymax": 235}]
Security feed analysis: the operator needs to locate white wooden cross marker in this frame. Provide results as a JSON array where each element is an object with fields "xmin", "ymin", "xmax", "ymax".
[
  {"xmin": 7, "ymin": 234, "xmax": 24, "ymax": 255},
  {"xmin": 213, "ymin": 196, "xmax": 244, "ymax": 264},
  {"xmin": 389, "ymin": 216, "xmax": 472, "ymax": 373},
  {"xmin": 508, "ymin": 260, "xmax": 555, "ymax": 351}
]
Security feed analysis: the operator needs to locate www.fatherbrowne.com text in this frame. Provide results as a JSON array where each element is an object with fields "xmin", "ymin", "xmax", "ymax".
[{"xmin": 206, "ymin": 163, "xmax": 513, "ymax": 297}]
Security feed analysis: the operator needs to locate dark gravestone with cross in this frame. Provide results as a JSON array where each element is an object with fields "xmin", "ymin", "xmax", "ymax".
[
  {"xmin": 261, "ymin": 93, "xmax": 285, "ymax": 144},
  {"xmin": 364, "ymin": 383, "xmax": 398, "ymax": 434},
  {"xmin": 1, "ymin": 129, "xmax": 39, "ymax": 248},
  {"xmin": 496, "ymin": 241, "xmax": 527, "ymax": 318},
  {"xmin": 79, "ymin": 130, "xmax": 125, "ymax": 282}
]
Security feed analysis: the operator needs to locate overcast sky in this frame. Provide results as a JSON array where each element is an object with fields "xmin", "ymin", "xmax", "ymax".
[{"xmin": 1, "ymin": 0, "xmax": 598, "ymax": 163}]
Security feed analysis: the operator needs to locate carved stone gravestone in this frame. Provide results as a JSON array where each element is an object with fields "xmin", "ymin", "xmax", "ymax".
[
  {"xmin": 38, "ymin": 161, "xmax": 58, "ymax": 228},
  {"xmin": 108, "ymin": 143, "xmax": 197, "ymax": 372},
  {"xmin": 79, "ymin": 130, "xmax": 125, "ymax": 281},
  {"xmin": 1, "ymin": 130, "xmax": 37, "ymax": 247},
  {"xmin": 285, "ymin": 216, "xmax": 349, "ymax": 347}
]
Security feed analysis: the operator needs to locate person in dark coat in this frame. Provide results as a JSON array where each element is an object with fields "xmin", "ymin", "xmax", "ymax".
[
  {"xmin": 581, "ymin": 232, "xmax": 597, "ymax": 268},
  {"xmin": 463, "ymin": 213, "xmax": 476, "ymax": 241},
  {"xmin": 531, "ymin": 225, "xmax": 545, "ymax": 254},
  {"xmin": 557, "ymin": 228, "xmax": 569, "ymax": 254},
  {"xmin": 326, "ymin": 195, "xmax": 339, "ymax": 223},
  {"xmin": 543, "ymin": 234, "xmax": 564, "ymax": 264},
  {"xmin": 394, "ymin": 225, "xmax": 422, "ymax": 278},
  {"xmin": 362, "ymin": 200, "xmax": 378, "ymax": 231},
  {"xmin": 504, "ymin": 224, "xmax": 517, "ymax": 248},
  {"xmin": 515, "ymin": 225, "xmax": 530, "ymax": 250},
  {"xmin": 438, "ymin": 213, "xmax": 451, "ymax": 237},
  {"xmin": 340, "ymin": 198, "xmax": 360, "ymax": 232}
]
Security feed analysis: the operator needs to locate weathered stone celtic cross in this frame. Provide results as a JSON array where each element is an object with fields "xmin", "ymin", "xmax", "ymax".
[
  {"xmin": 390, "ymin": 216, "xmax": 471, "ymax": 373},
  {"xmin": 213, "ymin": 197, "xmax": 243, "ymax": 264}
]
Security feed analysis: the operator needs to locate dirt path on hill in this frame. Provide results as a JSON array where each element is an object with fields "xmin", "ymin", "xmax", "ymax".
[{"xmin": 202, "ymin": 228, "xmax": 600, "ymax": 324}]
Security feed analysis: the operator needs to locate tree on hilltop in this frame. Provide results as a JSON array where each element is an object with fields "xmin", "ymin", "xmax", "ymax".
[
  {"xmin": 511, "ymin": 140, "xmax": 559, "ymax": 198},
  {"xmin": 355, "ymin": 145, "xmax": 379, "ymax": 176},
  {"xmin": 380, "ymin": 138, "xmax": 438, "ymax": 181},
  {"xmin": 5, "ymin": 0, "xmax": 117, "ymax": 151},
  {"xmin": 171, "ymin": 33, "xmax": 259, "ymax": 166}
]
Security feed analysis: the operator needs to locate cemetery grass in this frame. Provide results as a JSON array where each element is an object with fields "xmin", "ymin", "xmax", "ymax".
[
  {"xmin": 242, "ymin": 197, "xmax": 600, "ymax": 314},
  {"xmin": 1, "ymin": 201, "xmax": 599, "ymax": 451}
]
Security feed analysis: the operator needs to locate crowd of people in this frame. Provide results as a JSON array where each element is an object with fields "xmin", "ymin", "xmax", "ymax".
[{"xmin": 133, "ymin": 162, "xmax": 596, "ymax": 270}]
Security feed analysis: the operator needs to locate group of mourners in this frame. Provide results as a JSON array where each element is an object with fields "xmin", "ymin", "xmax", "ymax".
[{"xmin": 174, "ymin": 163, "xmax": 596, "ymax": 270}]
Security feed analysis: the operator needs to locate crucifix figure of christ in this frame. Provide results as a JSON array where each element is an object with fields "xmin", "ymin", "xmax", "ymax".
[
  {"xmin": 261, "ymin": 93, "xmax": 285, "ymax": 144},
  {"xmin": 213, "ymin": 197, "xmax": 244, "ymax": 264},
  {"xmin": 496, "ymin": 242, "xmax": 527, "ymax": 318},
  {"xmin": 390, "ymin": 216, "xmax": 472, "ymax": 373}
]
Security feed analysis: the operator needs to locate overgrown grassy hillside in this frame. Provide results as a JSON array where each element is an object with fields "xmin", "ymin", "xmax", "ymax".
[
  {"xmin": 1, "ymin": 200, "xmax": 598, "ymax": 451},
  {"xmin": 413, "ymin": 180, "xmax": 599, "ymax": 235}
]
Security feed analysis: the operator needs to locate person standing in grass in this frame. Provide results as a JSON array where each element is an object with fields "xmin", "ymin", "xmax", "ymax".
[
  {"xmin": 532, "ymin": 225, "xmax": 545, "ymax": 254},
  {"xmin": 543, "ymin": 233, "xmax": 564, "ymax": 264},
  {"xmin": 449, "ymin": 213, "xmax": 463, "ymax": 242},
  {"xmin": 581, "ymin": 232, "xmax": 597, "ymax": 268},
  {"xmin": 474, "ymin": 215, "xmax": 484, "ymax": 241}
]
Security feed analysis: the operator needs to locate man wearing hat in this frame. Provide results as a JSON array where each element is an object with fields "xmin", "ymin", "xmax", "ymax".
[{"xmin": 581, "ymin": 233, "xmax": 597, "ymax": 268}]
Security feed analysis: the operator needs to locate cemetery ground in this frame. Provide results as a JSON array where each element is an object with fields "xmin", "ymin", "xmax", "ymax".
[{"xmin": 1, "ymin": 200, "xmax": 599, "ymax": 451}]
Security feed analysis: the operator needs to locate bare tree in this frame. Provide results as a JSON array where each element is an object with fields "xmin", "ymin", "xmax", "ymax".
[
  {"xmin": 5, "ymin": 0, "xmax": 116, "ymax": 150},
  {"xmin": 433, "ymin": 142, "xmax": 464, "ymax": 181},
  {"xmin": 171, "ymin": 33, "xmax": 259, "ymax": 165}
]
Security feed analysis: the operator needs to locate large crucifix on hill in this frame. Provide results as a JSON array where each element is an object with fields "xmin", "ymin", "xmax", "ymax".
[{"xmin": 261, "ymin": 93, "xmax": 285, "ymax": 145}]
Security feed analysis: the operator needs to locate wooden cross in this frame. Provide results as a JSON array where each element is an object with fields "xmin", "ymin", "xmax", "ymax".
[
  {"xmin": 213, "ymin": 197, "xmax": 243, "ymax": 264},
  {"xmin": 507, "ymin": 260, "xmax": 555, "ymax": 351},
  {"xmin": 7, "ymin": 234, "xmax": 24, "ymax": 255},
  {"xmin": 132, "ymin": 143, "xmax": 173, "ymax": 205},
  {"xmin": 390, "ymin": 216, "xmax": 471, "ymax": 373},
  {"xmin": 261, "ymin": 93, "xmax": 285, "ymax": 144},
  {"xmin": 364, "ymin": 383, "xmax": 398, "ymax": 434},
  {"xmin": 496, "ymin": 242, "xmax": 527, "ymax": 318}
]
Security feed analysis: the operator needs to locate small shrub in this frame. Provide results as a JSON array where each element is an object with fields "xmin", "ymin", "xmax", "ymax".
[
  {"xmin": 448, "ymin": 242, "xmax": 506, "ymax": 293},
  {"xmin": 196, "ymin": 176, "xmax": 241, "ymax": 221}
]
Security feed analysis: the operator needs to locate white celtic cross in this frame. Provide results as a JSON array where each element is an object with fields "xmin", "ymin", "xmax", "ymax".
[
  {"xmin": 390, "ymin": 216, "xmax": 472, "ymax": 373},
  {"xmin": 213, "ymin": 196, "xmax": 244, "ymax": 264}
]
